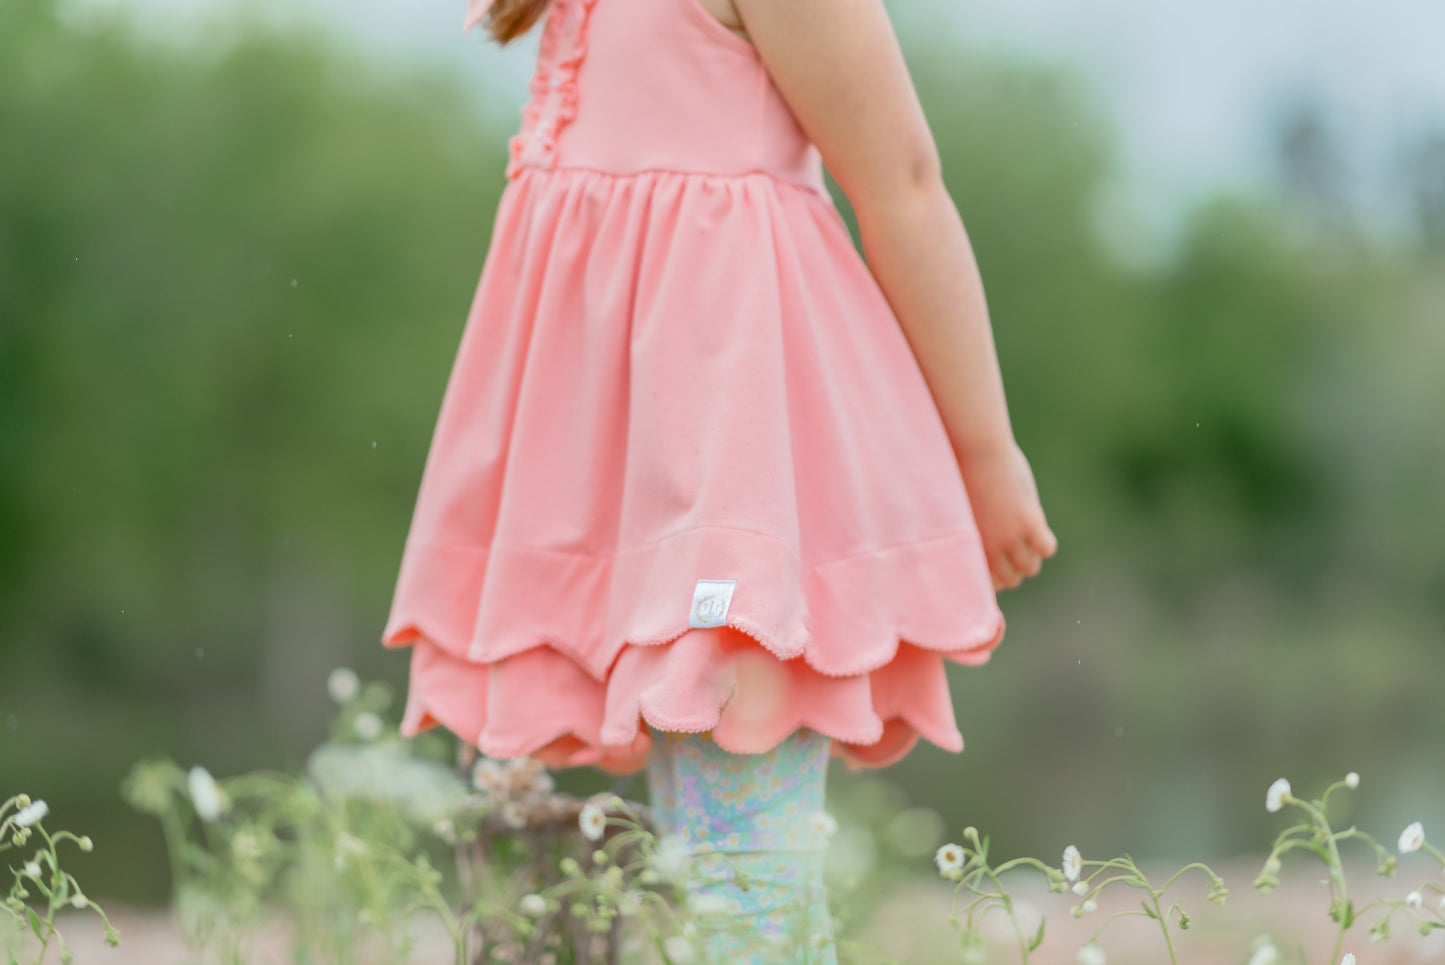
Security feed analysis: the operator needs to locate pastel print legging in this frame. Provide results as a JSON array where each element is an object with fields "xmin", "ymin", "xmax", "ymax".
[{"xmin": 645, "ymin": 724, "xmax": 839, "ymax": 964}]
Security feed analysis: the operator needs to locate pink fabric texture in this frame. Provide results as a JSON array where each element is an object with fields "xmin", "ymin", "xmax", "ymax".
[{"xmin": 381, "ymin": 0, "xmax": 1006, "ymax": 775}]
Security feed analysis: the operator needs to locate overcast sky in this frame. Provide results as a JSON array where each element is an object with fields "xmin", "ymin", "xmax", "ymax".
[{"xmin": 68, "ymin": 0, "xmax": 1445, "ymax": 252}]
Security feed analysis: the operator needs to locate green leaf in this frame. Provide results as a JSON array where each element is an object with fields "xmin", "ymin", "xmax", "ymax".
[
  {"xmin": 1028, "ymin": 916, "xmax": 1046, "ymax": 952},
  {"xmin": 1141, "ymin": 901, "xmax": 1157, "ymax": 919},
  {"xmin": 26, "ymin": 908, "xmax": 43, "ymax": 941}
]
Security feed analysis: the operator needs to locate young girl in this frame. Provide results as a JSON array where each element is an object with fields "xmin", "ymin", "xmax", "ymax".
[{"xmin": 382, "ymin": 0, "xmax": 1057, "ymax": 957}]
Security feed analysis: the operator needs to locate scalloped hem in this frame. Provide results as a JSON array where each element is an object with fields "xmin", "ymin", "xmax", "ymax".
[{"xmin": 385, "ymin": 611, "xmax": 1003, "ymax": 776}]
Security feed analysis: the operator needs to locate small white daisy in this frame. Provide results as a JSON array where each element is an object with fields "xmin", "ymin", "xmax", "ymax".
[
  {"xmin": 1340, "ymin": 955, "xmax": 1356, "ymax": 965},
  {"xmin": 809, "ymin": 810, "xmax": 838, "ymax": 839},
  {"xmin": 1072, "ymin": 880, "xmax": 1088, "ymax": 895},
  {"xmin": 579, "ymin": 803, "xmax": 607, "ymax": 841},
  {"xmin": 1344, "ymin": 772, "xmax": 1359, "ymax": 789},
  {"xmin": 1082, "ymin": 898, "xmax": 1098, "ymax": 914},
  {"xmin": 1076, "ymin": 943, "xmax": 1106, "ymax": 965},
  {"xmin": 336, "ymin": 831, "xmax": 367, "ymax": 857},
  {"xmin": 1406, "ymin": 890, "xmax": 1423, "ymax": 908},
  {"xmin": 650, "ymin": 834, "xmax": 691, "ymax": 882},
  {"xmin": 352, "ymin": 711, "xmax": 383, "ymax": 741},
  {"xmin": 687, "ymin": 893, "xmax": 728, "ymax": 917},
  {"xmin": 472, "ymin": 758, "xmax": 507, "ymax": 797},
  {"xmin": 935, "ymin": 842, "xmax": 965, "ymax": 876},
  {"xmin": 327, "ymin": 667, "xmax": 360, "ymax": 704},
  {"xmin": 662, "ymin": 935, "xmax": 694, "ymax": 963},
  {"xmin": 498, "ymin": 801, "xmax": 527, "ymax": 830},
  {"xmin": 1248, "ymin": 943, "xmax": 1279, "ymax": 965},
  {"xmin": 187, "ymin": 766, "xmax": 224, "ymax": 822},
  {"xmin": 519, "ymin": 894, "xmax": 547, "ymax": 917},
  {"xmin": 1265, "ymin": 778, "xmax": 1291, "ymax": 813},
  {"xmin": 1062, "ymin": 844, "xmax": 1082, "ymax": 881},
  {"xmin": 23, "ymin": 860, "xmax": 41, "ymax": 878},
  {"xmin": 1399, "ymin": 821, "xmax": 1426, "ymax": 854},
  {"xmin": 13, "ymin": 799, "xmax": 48, "ymax": 829}
]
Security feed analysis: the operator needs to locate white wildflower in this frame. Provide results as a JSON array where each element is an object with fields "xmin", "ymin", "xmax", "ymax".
[
  {"xmin": 23, "ymin": 860, "xmax": 41, "ymax": 878},
  {"xmin": 579, "ymin": 803, "xmax": 607, "ymax": 841},
  {"xmin": 520, "ymin": 893, "xmax": 548, "ymax": 917},
  {"xmin": 1406, "ymin": 890, "xmax": 1423, "ymax": 908},
  {"xmin": 650, "ymin": 834, "xmax": 691, "ymax": 882},
  {"xmin": 1341, "ymin": 956, "xmax": 1356, "ymax": 965},
  {"xmin": 327, "ymin": 667, "xmax": 360, "ymax": 704},
  {"xmin": 1082, "ymin": 898, "xmax": 1097, "ymax": 914},
  {"xmin": 808, "ymin": 810, "xmax": 838, "ymax": 839},
  {"xmin": 663, "ymin": 935, "xmax": 694, "ymax": 962},
  {"xmin": 1248, "ymin": 943, "xmax": 1280, "ymax": 965},
  {"xmin": 472, "ymin": 758, "xmax": 508, "ymax": 797},
  {"xmin": 498, "ymin": 801, "xmax": 527, "ymax": 830},
  {"xmin": 14, "ymin": 799, "xmax": 48, "ymax": 828},
  {"xmin": 336, "ymin": 831, "xmax": 367, "ymax": 857},
  {"xmin": 69, "ymin": 894, "xmax": 86, "ymax": 909},
  {"xmin": 187, "ymin": 766, "xmax": 224, "ymax": 822},
  {"xmin": 1399, "ymin": 821, "xmax": 1425, "ymax": 854},
  {"xmin": 935, "ymin": 842, "xmax": 965, "ymax": 876},
  {"xmin": 1072, "ymin": 880, "xmax": 1088, "ymax": 895},
  {"xmin": 1265, "ymin": 778, "xmax": 1291, "ymax": 813},
  {"xmin": 232, "ymin": 829, "xmax": 264, "ymax": 861},
  {"xmin": 353, "ymin": 711, "xmax": 383, "ymax": 741},
  {"xmin": 687, "ymin": 893, "xmax": 728, "ymax": 917},
  {"xmin": 1344, "ymin": 772, "xmax": 1359, "ymax": 789},
  {"xmin": 1076, "ymin": 943, "xmax": 1106, "ymax": 965},
  {"xmin": 1062, "ymin": 844, "xmax": 1082, "ymax": 881}
]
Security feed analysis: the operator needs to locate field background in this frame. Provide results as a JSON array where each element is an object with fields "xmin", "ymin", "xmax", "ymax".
[{"xmin": 2, "ymin": 0, "xmax": 1443, "ymax": 957}]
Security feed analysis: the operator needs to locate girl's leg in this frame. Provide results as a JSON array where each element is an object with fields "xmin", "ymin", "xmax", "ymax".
[
  {"xmin": 645, "ymin": 724, "xmax": 838, "ymax": 964},
  {"xmin": 645, "ymin": 726, "xmax": 679, "ymax": 838}
]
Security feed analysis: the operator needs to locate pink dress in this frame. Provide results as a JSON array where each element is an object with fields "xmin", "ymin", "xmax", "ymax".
[{"xmin": 380, "ymin": 0, "xmax": 1006, "ymax": 775}]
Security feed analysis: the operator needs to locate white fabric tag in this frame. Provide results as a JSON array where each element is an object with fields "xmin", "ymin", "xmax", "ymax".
[{"xmin": 689, "ymin": 579, "xmax": 737, "ymax": 628}]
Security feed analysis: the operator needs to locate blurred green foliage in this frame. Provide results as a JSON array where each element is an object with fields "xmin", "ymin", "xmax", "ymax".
[{"xmin": 2, "ymin": 0, "xmax": 1442, "ymax": 906}]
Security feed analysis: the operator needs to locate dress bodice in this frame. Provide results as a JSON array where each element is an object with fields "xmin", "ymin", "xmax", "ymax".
[{"xmin": 501, "ymin": 0, "xmax": 829, "ymax": 199}]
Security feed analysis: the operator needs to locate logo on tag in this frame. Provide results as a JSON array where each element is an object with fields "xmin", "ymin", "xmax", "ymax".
[{"xmin": 689, "ymin": 579, "xmax": 737, "ymax": 628}]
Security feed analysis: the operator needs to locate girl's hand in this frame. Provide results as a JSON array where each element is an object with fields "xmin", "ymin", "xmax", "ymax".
[{"xmin": 957, "ymin": 440, "xmax": 1058, "ymax": 591}]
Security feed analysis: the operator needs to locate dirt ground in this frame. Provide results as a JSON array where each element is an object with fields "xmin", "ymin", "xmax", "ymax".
[{"xmin": 31, "ymin": 855, "xmax": 1445, "ymax": 964}]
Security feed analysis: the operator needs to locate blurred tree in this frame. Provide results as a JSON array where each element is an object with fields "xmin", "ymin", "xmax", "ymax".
[
  {"xmin": 1, "ymin": 0, "xmax": 1441, "ymax": 902},
  {"xmin": 1400, "ymin": 128, "xmax": 1445, "ymax": 249}
]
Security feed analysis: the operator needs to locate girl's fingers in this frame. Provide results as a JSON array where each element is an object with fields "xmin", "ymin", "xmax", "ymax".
[
  {"xmin": 990, "ymin": 549, "xmax": 1022, "ymax": 591},
  {"xmin": 1008, "ymin": 542, "xmax": 1042, "ymax": 580},
  {"xmin": 1027, "ymin": 522, "xmax": 1058, "ymax": 559}
]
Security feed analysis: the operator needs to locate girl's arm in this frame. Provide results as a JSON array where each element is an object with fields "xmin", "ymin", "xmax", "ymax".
[{"xmin": 731, "ymin": 0, "xmax": 1058, "ymax": 587}]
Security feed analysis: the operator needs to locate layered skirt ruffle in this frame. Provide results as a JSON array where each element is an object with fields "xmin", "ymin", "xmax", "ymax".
[{"xmin": 381, "ymin": 164, "xmax": 1005, "ymax": 775}]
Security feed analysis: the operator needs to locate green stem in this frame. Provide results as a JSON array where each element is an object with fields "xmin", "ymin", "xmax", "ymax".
[
  {"xmin": 1150, "ymin": 894, "xmax": 1178, "ymax": 964},
  {"xmin": 1289, "ymin": 797, "xmax": 1349, "ymax": 962},
  {"xmin": 979, "ymin": 864, "xmax": 1029, "ymax": 963}
]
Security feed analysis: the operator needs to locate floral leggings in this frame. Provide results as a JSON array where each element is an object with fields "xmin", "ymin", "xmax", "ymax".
[{"xmin": 645, "ymin": 724, "xmax": 839, "ymax": 964}]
